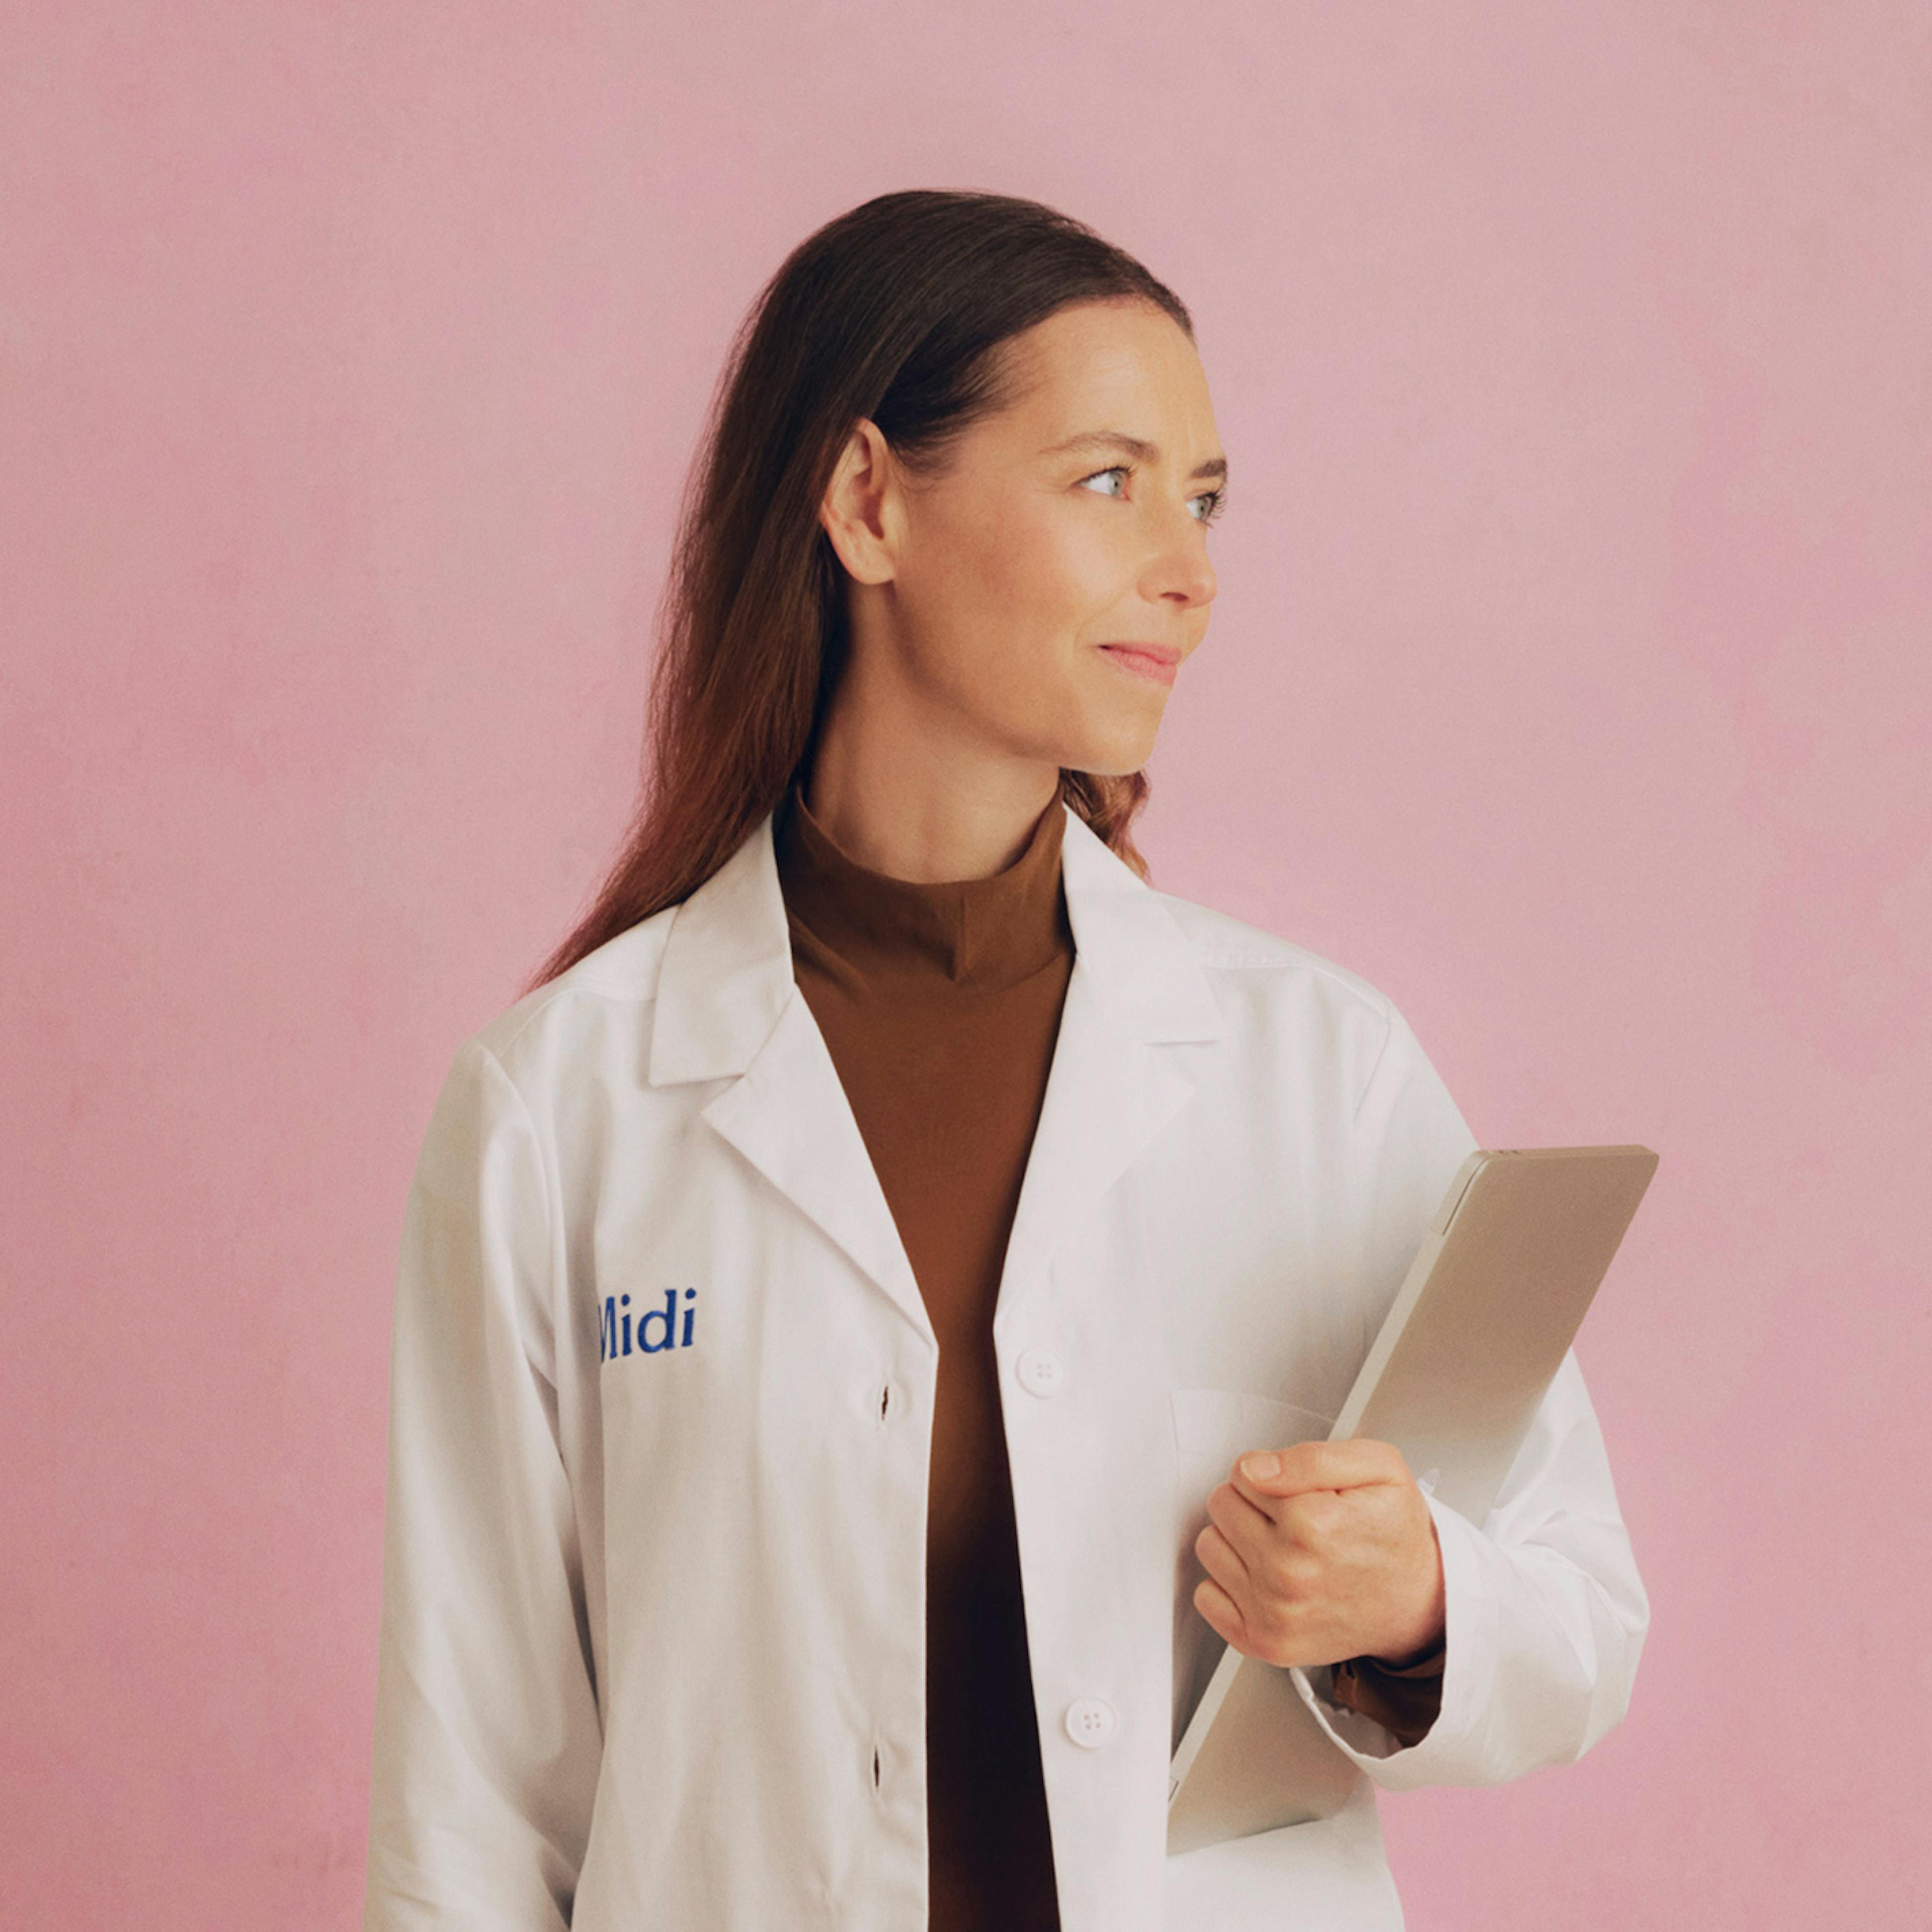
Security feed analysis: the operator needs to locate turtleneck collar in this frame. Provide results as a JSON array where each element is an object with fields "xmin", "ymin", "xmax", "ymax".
[{"xmin": 774, "ymin": 784, "xmax": 1073, "ymax": 992}]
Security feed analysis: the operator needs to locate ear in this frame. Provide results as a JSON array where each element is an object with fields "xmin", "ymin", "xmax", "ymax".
[{"xmin": 818, "ymin": 418, "xmax": 901, "ymax": 586}]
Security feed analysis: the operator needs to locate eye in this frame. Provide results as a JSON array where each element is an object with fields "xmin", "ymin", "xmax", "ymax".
[{"xmin": 1078, "ymin": 464, "xmax": 1227, "ymax": 526}]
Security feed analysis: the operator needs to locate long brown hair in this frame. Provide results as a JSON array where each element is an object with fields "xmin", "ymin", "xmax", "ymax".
[{"xmin": 525, "ymin": 189, "xmax": 1194, "ymax": 993}]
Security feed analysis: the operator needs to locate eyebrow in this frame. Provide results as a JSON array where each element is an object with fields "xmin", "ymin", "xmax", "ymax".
[{"xmin": 1043, "ymin": 430, "xmax": 1229, "ymax": 485}]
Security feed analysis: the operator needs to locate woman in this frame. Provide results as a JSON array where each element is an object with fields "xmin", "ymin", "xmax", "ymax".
[{"xmin": 362, "ymin": 190, "xmax": 1647, "ymax": 1932}]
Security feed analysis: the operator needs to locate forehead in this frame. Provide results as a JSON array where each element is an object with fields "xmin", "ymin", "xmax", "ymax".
[{"xmin": 988, "ymin": 299, "xmax": 1215, "ymax": 445}]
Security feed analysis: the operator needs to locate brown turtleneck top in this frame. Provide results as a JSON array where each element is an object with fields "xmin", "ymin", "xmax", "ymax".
[
  {"xmin": 773, "ymin": 786, "xmax": 1442, "ymax": 1926},
  {"xmin": 777, "ymin": 784, "xmax": 1070, "ymax": 1931}
]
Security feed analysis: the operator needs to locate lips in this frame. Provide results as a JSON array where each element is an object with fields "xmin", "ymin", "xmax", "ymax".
[{"xmin": 1099, "ymin": 643, "xmax": 1181, "ymax": 687}]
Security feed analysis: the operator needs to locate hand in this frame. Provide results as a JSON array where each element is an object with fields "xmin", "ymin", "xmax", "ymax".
[{"xmin": 1191, "ymin": 1437, "xmax": 1446, "ymax": 1670}]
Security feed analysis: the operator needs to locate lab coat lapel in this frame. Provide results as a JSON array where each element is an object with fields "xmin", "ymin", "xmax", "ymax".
[
  {"xmin": 647, "ymin": 812, "xmax": 932, "ymax": 1343},
  {"xmin": 1000, "ymin": 808, "xmax": 1227, "ymax": 1295}
]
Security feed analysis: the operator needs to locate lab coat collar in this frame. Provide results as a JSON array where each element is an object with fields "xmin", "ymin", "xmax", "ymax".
[
  {"xmin": 648, "ymin": 800, "xmax": 1225, "ymax": 1086},
  {"xmin": 647, "ymin": 801, "xmax": 1226, "ymax": 1336}
]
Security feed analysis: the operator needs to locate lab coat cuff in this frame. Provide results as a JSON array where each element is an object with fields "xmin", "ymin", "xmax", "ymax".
[{"xmin": 1288, "ymin": 1491, "xmax": 1499, "ymax": 1789}]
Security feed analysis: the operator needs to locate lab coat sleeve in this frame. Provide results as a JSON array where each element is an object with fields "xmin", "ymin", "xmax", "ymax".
[
  {"xmin": 363, "ymin": 1038, "xmax": 603, "ymax": 1930},
  {"xmin": 1289, "ymin": 1003, "xmax": 1651, "ymax": 1790}
]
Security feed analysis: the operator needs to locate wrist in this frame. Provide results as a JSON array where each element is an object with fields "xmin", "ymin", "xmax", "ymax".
[{"xmin": 1371, "ymin": 1517, "xmax": 1447, "ymax": 1667}]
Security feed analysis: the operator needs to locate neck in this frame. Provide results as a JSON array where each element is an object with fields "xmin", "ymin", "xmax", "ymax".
[{"xmin": 803, "ymin": 669, "xmax": 1062, "ymax": 883}]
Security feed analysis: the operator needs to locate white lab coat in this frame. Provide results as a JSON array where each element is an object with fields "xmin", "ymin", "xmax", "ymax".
[{"xmin": 363, "ymin": 802, "xmax": 1648, "ymax": 1932}]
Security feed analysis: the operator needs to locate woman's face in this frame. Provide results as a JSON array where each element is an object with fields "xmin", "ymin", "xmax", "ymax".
[{"xmin": 829, "ymin": 297, "xmax": 1226, "ymax": 779}]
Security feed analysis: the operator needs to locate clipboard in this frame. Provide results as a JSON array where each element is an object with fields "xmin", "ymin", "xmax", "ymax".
[{"xmin": 1166, "ymin": 1143, "xmax": 1659, "ymax": 1856}]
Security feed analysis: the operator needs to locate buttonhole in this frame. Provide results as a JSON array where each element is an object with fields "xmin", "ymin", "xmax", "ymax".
[
  {"xmin": 872, "ymin": 1745, "xmax": 881, "ymax": 1790},
  {"xmin": 878, "ymin": 1383, "xmax": 891, "ymax": 1423}
]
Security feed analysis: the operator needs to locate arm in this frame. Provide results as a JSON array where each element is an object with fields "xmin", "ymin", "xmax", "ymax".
[
  {"xmin": 363, "ymin": 1039, "xmax": 603, "ymax": 1929},
  {"xmin": 1196, "ymin": 1002, "xmax": 1650, "ymax": 1785},
  {"xmin": 1298, "ymin": 1347, "xmax": 1649, "ymax": 1787}
]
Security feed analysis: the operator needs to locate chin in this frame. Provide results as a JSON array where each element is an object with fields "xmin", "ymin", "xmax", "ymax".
[
  {"xmin": 1056, "ymin": 722, "xmax": 1162, "ymax": 779},
  {"xmin": 1015, "ymin": 683, "xmax": 1165, "ymax": 780},
  {"xmin": 1097, "ymin": 701, "xmax": 1171, "ymax": 771}
]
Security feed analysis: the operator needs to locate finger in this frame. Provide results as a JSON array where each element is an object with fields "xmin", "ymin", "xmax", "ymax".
[
  {"xmin": 1205, "ymin": 1477, "xmax": 1278, "ymax": 1551},
  {"xmin": 1233, "ymin": 1436, "xmax": 1411, "ymax": 1507},
  {"xmin": 1193, "ymin": 1520, "xmax": 1251, "ymax": 1601},
  {"xmin": 1227, "ymin": 1474, "xmax": 1380, "ymax": 1560},
  {"xmin": 1212, "ymin": 1478, "xmax": 1356, "ymax": 1618},
  {"xmin": 1192, "ymin": 1576, "xmax": 1246, "ymax": 1648}
]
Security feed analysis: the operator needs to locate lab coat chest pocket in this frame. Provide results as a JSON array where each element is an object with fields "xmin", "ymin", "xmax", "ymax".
[{"xmin": 1168, "ymin": 1388, "xmax": 1335, "ymax": 1747}]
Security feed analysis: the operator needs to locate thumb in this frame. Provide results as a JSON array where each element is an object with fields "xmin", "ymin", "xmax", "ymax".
[{"xmin": 1235, "ymin": 1437, "xmax": 1406, "ymax": 1501}]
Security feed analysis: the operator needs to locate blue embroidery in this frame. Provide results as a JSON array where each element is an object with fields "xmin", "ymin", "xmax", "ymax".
[{"xmin": 600, "ymin": 1287, "xmax": 697, "ymax": 1362}]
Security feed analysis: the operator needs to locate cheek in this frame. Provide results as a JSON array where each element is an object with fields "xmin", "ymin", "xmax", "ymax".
[
  {"xmin": 895, "ymin": 498, "xmax": 1162, "ymax": 770},
  {"xmin": 935, "ymin": 510, "xmax": 1096, "ymax": 639},
  {"xmin": 985, "ymin": 520, "xmax": 1122, "ymax": 692}
]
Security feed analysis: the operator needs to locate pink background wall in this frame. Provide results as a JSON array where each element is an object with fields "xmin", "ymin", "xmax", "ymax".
[{"xmin": 4, "ymin": 4, "xmax": 1926, "ymax": 1924}]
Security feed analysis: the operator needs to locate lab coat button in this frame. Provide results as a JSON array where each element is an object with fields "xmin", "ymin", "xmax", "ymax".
[
  {"xmin": 1016, "ymin": 1349, "xmax": 1065, "ymax": 1397},
  {"xmin": 1064, "ymin": 1697, "xmax": 1116, "ymax": 1748}
]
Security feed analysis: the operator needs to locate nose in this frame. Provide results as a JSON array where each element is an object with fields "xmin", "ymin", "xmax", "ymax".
[{"xmin": 1143, "ymin": 507, "xmax": 1218, "ymax": 612}]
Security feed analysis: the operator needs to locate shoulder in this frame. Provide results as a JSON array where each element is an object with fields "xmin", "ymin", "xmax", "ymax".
[
  {"xmin": 1128, "ymin": 881, "xmax": 1414, "ymax": 1120},
  {"xmin": 451, "ymin": 902, "xmax": 682, "ymax": 1104},
  {"xmin": 1143, "ymin": 882, "xmax": 1469, "ymax": 1144},
  {"xmin": 1062, "ymin": 806, "xmax": 1403, "ymax": 1075},
  {"xmin": 1148, "ymin": 883, "xmax": 1397, "ymax": 1027}
]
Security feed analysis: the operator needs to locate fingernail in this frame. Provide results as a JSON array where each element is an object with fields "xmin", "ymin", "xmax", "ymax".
[{"xmin": 1240, "ymin": 1452, "xmax": 1280, "ymax": 1482}]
